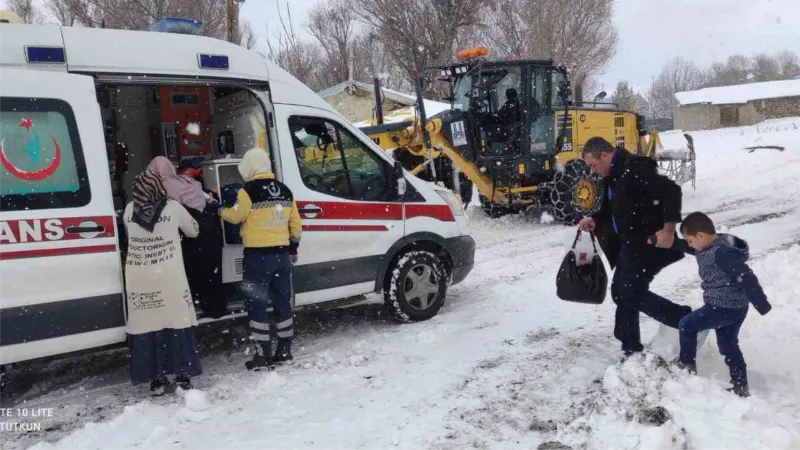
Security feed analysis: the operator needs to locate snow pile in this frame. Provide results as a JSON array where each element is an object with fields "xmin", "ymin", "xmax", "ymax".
[
  {"xmin": 559, "ymin": 244, "xmax": 800, "ymax": 449},
  {"xmin": 178, "ymin": 389, "xmax": 211, "ymax": 423}
]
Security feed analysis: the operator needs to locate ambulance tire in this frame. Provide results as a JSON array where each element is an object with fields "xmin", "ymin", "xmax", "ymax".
[{"xmin": 384, "ymin": 250, "xmax": 448, "ymax": 323}]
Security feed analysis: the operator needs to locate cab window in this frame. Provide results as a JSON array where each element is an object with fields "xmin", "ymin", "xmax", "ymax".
[
  {"xmin": 0, "ymin": 97, "xmax": 90, "ymax": 211},
  {"xmin": 289, "ymin": 116, "xmax": 390, "ymax": 202}
]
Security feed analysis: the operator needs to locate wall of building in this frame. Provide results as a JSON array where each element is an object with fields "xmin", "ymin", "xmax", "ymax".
[
  {"xmin": 736, "ymin": 103, "xmax": 764, "ymax": 127},
  {"xmin": 675, "ymin": 103, "xmax": 719, "ymax": 131},
  {"xmin": 754, "ymin": 96, "xmax": 800, "ymax": 120},
  {"xmin": 677, "ymin": 96, "xmax": 800, "ymax": 131},
  {"xmin": 322, "ymin": 90, "xmax": 407, "ymax": 122}
]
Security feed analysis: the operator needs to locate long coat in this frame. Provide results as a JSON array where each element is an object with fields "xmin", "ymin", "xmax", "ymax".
[
  {"xmin": 592, "ymin": 149, "xmax": 684, "ymax": 271},
  {"xmin": 123, "ymin": 200, "xmax": 200, "ymax": 335}
]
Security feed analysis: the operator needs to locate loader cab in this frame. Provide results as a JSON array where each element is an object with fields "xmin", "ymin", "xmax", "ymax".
[{"xmin": 441, "ymin": 58, "xmax": 563, "ymax": 182}]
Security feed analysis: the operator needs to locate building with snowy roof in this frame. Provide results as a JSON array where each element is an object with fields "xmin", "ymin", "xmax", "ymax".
[
  {"xmin": 317, "ymin": 80, "xmax": 450, "ymax": 126},
  {"xmin": 674, "ymin": 79, "xmax": 800, "ymax": 131}
]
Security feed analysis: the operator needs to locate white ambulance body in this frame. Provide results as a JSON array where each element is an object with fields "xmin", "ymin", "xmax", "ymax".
[{"xmin": 0, "ymin": 23, "xmax": 475, "ymax": 367}]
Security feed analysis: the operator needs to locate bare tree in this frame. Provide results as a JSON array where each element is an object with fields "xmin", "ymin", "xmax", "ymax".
[
  {"xmin": 752, "ymin": 52, "xmax": 782, "ymax": 82},
  {"xmin": 647, "ymin": 57, "xmax": 707, "ymax": 119},
  {"xmin": 525, "ymin": 0, "xmax": 617, "ymax": 84},
  {"xmin": 776, "ymin": 50, "xmax": 800, "ymax": 78},
  {"xmin": 307, "ymin": 0, "xmax": 360, "ymax": 87},
  {"xmin": 264, "ymin": 4, "xmax": 324, "ymax": 91},
  {"xmin": 480, "ymin": 0, "xmax": 616, "ymax": 98},
  {"xmin": 8, "ymin": 0, "xmax": 40, "ymax": 23},
  {"xmin": 44, "ymin": 0, "xmax": 82, "ymax": 26},
  {"xmin": 705, "ymin": 51, "xmax": 800, "ymax": 87},
  {"xmin": 352, "ymin": 0, "xmax": 492, "ymax": 98},
  {"xmin": 239, "ymin": 20, "xmax": 258, "ymax": 50},
  {"xmin": 482, "ymin": 0, "xmax": 527, "ymax": 59},
  {"xmin": 39, "ymin": 0, "xmax": 228, "ymax": 39}
]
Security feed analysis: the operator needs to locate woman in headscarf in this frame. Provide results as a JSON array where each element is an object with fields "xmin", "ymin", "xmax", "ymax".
[
  {"xmin": 147, "ymin": 156, "xmax": 227, "ymax": 319},
  {"xmin": 124, "ymin": 168, "xmax": 203, "ymax": 396}
]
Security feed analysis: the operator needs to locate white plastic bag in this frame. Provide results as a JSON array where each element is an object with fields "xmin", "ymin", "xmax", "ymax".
[{"xmin": 563, "ymin": 229, "xmax": 598, "ymax": 267}]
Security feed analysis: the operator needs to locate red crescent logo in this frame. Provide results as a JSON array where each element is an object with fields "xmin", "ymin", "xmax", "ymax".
[{"xmin": 0, "ymin": 136, "xmax": 62, "ymax": 181}]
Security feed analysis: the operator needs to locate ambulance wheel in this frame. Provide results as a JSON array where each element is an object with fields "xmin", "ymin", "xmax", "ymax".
[
  {"xmin": 550, "ymin": 159, "xmax": 603, "ymax": 225},
  {"xmin": 384, "ymin": 251, "xmax": 448, "ymax": 322}
]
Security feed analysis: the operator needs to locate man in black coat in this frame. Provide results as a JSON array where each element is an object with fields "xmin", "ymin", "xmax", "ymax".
[{"xmin": 579, "ymin": 137, "xmax": 691, "ymax": 356}]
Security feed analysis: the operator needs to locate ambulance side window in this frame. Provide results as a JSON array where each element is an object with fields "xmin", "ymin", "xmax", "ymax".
[
  {"xmin": 0, "ymin": 97, "xmax": 90, "ymax": 211},
  {"xmin": 289, "ymin": 116, "xmax": 390, "ymax": 202}
]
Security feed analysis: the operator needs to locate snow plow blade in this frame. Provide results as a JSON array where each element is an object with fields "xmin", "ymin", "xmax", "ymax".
[{"xmin": 645, "ymin": 131, "xmax": 696, "ymax": 189}]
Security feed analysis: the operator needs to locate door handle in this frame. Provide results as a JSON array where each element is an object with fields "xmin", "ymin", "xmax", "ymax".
[{"xmin": 66, "ymin": 226, "xmax": 106, "ymax": 234}]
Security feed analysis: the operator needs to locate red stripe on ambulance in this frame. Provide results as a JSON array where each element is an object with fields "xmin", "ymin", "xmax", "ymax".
[
  {"xmin": 0, "ymin": 244, "xmax": 117, "ymax": 261},
  {"xmin": 295, "ymin": 201, "xmax": 454, "ymax": 222},
  {"xmin": 302, "ymin": 224, "xmax": 389, "ymax": 232},
  {"xmin": 0, "ymin": 216, "xmax": 116, "ymax": 245}
]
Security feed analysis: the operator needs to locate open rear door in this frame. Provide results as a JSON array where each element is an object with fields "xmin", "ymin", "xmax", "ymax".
[{"xmin": 0, "ymin": 68, "xmax": 126, "ymax": 365}]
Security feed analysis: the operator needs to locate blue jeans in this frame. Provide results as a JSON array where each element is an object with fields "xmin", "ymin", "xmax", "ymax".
[
  {"xmin": 241, "ymin": 250, "xmax": 294, "ymax": 356},
  {"xmin": 679, "ymin": 304, "xmax": 748, "ymax": 385}
]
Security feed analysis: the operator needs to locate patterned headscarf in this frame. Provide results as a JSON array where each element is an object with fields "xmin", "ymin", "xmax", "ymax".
[{"xmin": 131, "ymin": 169, "xmax": 168, "ymax": 232}]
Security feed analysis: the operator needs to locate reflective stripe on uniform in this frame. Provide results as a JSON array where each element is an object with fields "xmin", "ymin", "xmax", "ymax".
[{"xmin": 249, "ymin": 320, "xmax": 269, "ymax": 331}]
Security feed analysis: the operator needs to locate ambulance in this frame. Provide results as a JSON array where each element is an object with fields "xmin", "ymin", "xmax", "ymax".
[{"xmin": 0, "ymin": 19, "xmax": 475, "ymax": 367}]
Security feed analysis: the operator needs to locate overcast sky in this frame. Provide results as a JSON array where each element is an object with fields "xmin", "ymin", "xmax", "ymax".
[{"xmin": 241, "ymin": 0, "xmax": 800, "ymax": 95}]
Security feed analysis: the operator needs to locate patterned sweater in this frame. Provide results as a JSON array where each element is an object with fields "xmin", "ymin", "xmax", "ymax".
[{"xmin": 674, "ymin": 234, "xmax": 771, "ymax": 314}]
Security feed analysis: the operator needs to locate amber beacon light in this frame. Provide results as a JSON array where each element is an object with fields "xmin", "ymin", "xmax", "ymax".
[{"xmin": 457, "ymin": 47, "xmax": 489, "ymax": 61}]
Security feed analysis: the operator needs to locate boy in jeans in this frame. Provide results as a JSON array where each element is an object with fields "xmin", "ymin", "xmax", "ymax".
[{"xmin": 669, "ymin": 212, "xmax": 772, "ymax": 398}]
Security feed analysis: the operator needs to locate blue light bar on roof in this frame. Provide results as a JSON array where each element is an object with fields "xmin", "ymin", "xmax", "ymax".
[
  {"xmin": 25, "ymin": 46, "xmax": 66, "ymax": 64},
  {"xmin": 198, "ymin": 54, "xmax": 229, "ymax": 70},
  {"xmin": 151, "ymin": 18, "xmax": 203, "ymax": 34}
]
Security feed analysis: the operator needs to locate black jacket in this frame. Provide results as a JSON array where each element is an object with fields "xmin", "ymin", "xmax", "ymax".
[{"xmin": 592, "ymin": 150, "xmax": 684, "ymax": 270}]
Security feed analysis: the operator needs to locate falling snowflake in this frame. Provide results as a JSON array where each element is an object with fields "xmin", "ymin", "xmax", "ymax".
[{"xmin": 186, "ymin": 123, "xmax": 201, "ymax": 136}]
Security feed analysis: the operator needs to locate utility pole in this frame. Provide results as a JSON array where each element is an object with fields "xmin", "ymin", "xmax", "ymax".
[{"xmin": 227, "ymin": 0, "xmax": 243, "ymax": 44}]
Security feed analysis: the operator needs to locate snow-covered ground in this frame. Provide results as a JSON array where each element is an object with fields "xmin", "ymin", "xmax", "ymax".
[{"xmin": 3, "ymin": 118, "xmax": 800, "ymax": 450}]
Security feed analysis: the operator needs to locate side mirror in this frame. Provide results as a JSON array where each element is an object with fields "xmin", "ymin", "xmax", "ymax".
[{"xmin": 394, "ymin": 161, "xmax": 407, "ymax": 196}]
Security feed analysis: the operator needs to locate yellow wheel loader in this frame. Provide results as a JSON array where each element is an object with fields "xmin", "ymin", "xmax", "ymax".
[{"xmin": 358, "ymin": 48, "xmax": 696, "ymax": 224}]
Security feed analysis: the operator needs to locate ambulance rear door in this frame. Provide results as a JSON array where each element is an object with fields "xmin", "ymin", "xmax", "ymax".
[{"xmin": 0, "ymin": 68, "xmax": 126, "ymax": 365}]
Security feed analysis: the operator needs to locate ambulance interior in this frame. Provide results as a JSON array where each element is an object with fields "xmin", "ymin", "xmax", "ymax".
[
  {"xmin": 97, "ymin": 83, "xmax": 272, "ymax": 316},
  {"xmin": 98, "ymin": 85, "xmax": 266, "ymax": 211}
]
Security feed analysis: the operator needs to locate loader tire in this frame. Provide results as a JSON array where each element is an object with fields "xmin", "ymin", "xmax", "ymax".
[{"xmin": 550, "ymin": 159, "xmax": 603, "ymax": 225}]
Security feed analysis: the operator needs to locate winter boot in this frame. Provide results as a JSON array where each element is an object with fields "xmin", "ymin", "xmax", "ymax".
[
  {"xmin": 175, "ymin": 374, "xmax": 193, "ymax": 391},
  {"xmin": 245, "ymin": 354, "xmax": 275, "ymax": 371},
  {"xmin": 274, "ymin": 339, "xmax": 294, "ymax": 365},
  {"xmin": 619, "ymin": 349, "xmax": 642, "ymax": 364},
  {"xmin": 245, "ymin": 341, "xmax": 275, "ymax": 371},
  {"xmin": 727, "ymin": 381, "xmax": 750, "ymax": 398},
  {"xmin": 150, "ymin": 377, "xmax": 169, "ymax": 396},
  {"xmin": 674, "ymin": 359, "xmax": 698, "ymax": 375}
]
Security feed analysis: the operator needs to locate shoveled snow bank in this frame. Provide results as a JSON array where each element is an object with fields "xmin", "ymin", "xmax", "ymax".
[{"xmin": 558, "ymin": 244, "xmax": 800, "ymax": 450}]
